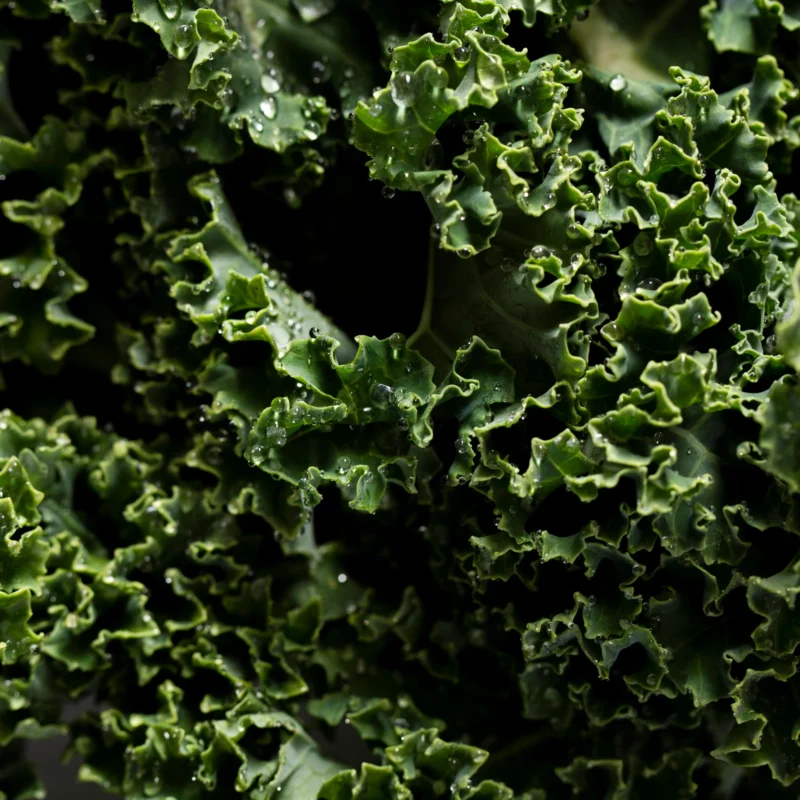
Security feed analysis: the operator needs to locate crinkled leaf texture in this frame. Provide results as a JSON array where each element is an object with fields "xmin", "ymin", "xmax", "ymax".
[{"xmin": 2, "ymin": 0, "xmax": 800, "ymax": 798}]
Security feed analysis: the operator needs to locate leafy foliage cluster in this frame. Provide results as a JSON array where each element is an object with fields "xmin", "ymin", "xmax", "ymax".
[{"xmin": 3, "ymin": 0, "xmax": 800, "ymax": 797}]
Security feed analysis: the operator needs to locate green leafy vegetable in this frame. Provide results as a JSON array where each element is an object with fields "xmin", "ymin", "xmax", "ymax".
[{"xmin": 2, "ymin": 0, "xmax": 800, "ymax": 797}]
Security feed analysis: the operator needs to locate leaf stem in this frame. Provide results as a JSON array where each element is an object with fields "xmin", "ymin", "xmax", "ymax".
[{"xmin": 408, "ymin": 235, "xmax": 437, "ymax": 349}]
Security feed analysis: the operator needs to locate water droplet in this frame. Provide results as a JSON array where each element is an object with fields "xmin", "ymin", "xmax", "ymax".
[
  {"xmin": 158, "ymin": 0, "xmax": 181, "ymax": 19},
  {"xmin": 454, "ymin": 45, "xmax": 469, "ymax": 61},
  {"xmin": 617, "ymin": 166, "xmax": 637, "ymax": 186},
  {"xmin": 309, "ymin": 326, "xmax": 321, "ymax": 338},
  {"xmin": 417, "ymin": 68, "xmax": 445, "ymax": 96},
  {"xmin": 303, "ymin": 120, "xmax": 320, "ymax": 140},
  {"xmin": 610, "ymin": 74, "xmax": 627, "ymax": 92},
  {"xmin": 530, "ymin": 245, "xmax": 549, "ymax": 260},
  {"xmin": 265, "ymin": 425, "xmax": 287, "ymax": 447},
  {"xmin": 310, "ymin": 60, "xmax": 329, "ymax": 84},
  {"xmin": 638, "ymin": 276, "xmax": 662, "ymax": 292},
  {"xmin": 454, "ymin": 438, "xmax": 469, "ymax": 455},
  {"xmin": 337, "ymin": 456, "xmax": 352, "ymax": 474},
  {"xmin": 261, "ymin": 74, "xmax": 280, "ymax": 94},
  {"xmin": 371, "ymin": 383, "xmax": 396, "ymax": 407},
  {"xmin": 646, "ymin": 673, "xmax": 657, "ymax": 686},
  {"xmin": 260, "ymin": 96, "xmax": 277, "ymax": 119},
  {"xmin": 633, "ymin": 232, "xmax": 653, "ymax": 256},
  {"xmin": 382, "ymin": 186, "xmax": 395, "ymax": 199},
  {"xmin": 765, "ymin": 334, "xmax": 777, "ymax": 354},
  {"xmin": 390, "ymin": 71, "xmax": 415, "ymax": 106}
]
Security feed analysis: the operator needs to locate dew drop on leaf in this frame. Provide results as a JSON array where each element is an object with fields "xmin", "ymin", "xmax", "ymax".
[
  {"xmin": 261, "ymin": 74, "xmax": 280, "ymax": 94},
  {"xmin": 765, "ymin": 334, "xmax": 777, "ymax": 354},
  {"xmin": 310, "ymin": 60, "xmax": 329, "ymax": 84},
  {"xmin": 530, "ymin": 245, "xmax": 549, "ymax": 259},
  {"xmin": 638, "ymin": 276, "xmax": 662, "ymax": 291},
  {"xmin": 265, "ymin": 425, "xmax": 287, "ymax": 447},
  {"xmin": 158, "ymin": 0, "xmax": 181, "ymax": 20},
  {"xmin": 617, "ymin": 166, "xmax": 637, "ymax": 186},
  {"xmin": 609, "ymin": 74, "xmax": 626, "ymax": 92},
  {"xmin": 260, "ymin": 97, "xmax": 277, "ymax": 119},
  {"xmin": 390, "ymin": 71, "xmax": 415, "ymax": 106},
  {"xmin": 371, "ymin": 383, "xmax": 395, "ymax": 406},
  {"xmin": 427, "ymin": 68, "xmax": 448, "ymax": 89},
  {"xmin": 633, "ymin": 232, "xmax": 653, "ymax": 256}
]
